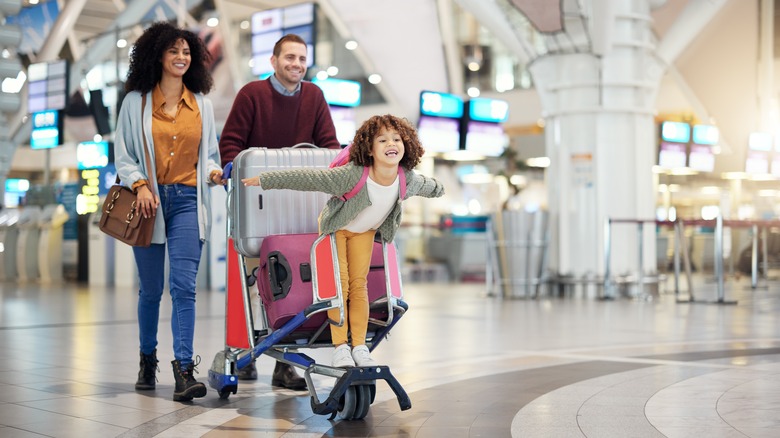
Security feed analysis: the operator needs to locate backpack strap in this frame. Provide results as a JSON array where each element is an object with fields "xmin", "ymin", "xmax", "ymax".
[{"xmin": 339, "ymin": 166, "xmax": 407, "ymax": 202}]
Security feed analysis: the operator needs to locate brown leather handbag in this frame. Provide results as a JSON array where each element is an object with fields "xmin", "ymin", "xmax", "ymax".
[
  {"xmin": 99, "ymin": 185, "xmax": 154, "ymax": 246},
  {"xmin": 99, "ymin": 94, "xmax": 154, "ymax": 247}
]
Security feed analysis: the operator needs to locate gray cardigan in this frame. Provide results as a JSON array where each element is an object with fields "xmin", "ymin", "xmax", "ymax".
[
  {"xmin": 113, "ymin": 90, "xmax": 222, "ymax": 243},
  {"xmin": 258, "ymin": 163, "xmax": 444, "ymax": 242}
]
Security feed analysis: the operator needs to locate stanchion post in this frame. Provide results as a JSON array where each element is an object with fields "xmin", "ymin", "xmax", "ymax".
[
  {"xmin": 673, "ymin": 221, "xmax": 681, "ymax": 296},
  {"xmin": 751, "ymin": 224, "xmax": 758, "ymax": 289},
  {"xmin": 761, "ymin": 226, "xmax": 769, "ymax": 282},
  {"xmin": 602, "ymin": 217, "xmax": 612, "ymax": 299},
  {"xmin": 637, "ymin": 221, "xmax": 644, "ymax": 298}
]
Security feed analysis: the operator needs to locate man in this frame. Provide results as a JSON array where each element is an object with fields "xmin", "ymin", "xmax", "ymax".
[{"xmin": 219, "ymin": 34, "xmax": 340, "ymax": 390}]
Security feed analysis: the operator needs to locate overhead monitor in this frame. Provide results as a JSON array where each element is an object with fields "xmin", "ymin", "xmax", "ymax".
[
  {"xmin": 417, "ymin": 115, "xmax": 460, "ymax": 154},
  {"xmin": 687, "ymin": 144, "xmax": 714, "ymax": 172},
  {"xmin": 251, "ymin": 3, "xmax": 315, "ymax": 76},
  {"xmin": 660, "ymin": 121, "xmax": 690, "ymax": 143},
  {"xmin": 467, "ymin": 97, "xmax": 509, "ymax": 123},
  {"xmin": 27, "ymin": 59, "xmax": 68, "ymax": 113},
  {"xmin": 77, "ymin": 141, "xmax": 111, "ymax": 169},
  {"xmin": 419, "ymin": 90, "xmax": 463, "ymax": 118},
  {"xmin": 692, "ymin": 124, "xmax": 719, "ymax": 145},
  {"xmin": 745, "ymin": 151, "xmax": 769, "ymax": 174},
  {"xmin": 329, "ymin": 106, "xmax": 357, "ymax": 146},
  {"xmin": 749, "ymin": 132, "xmax": 772, "ymax": 151},
  {"xmin": 657, "ymin": 141, "xmax": 687, "ymax": 169},
  {"xmin": 312, "ymin": 77, "xmax": 361, "ymax": 107},
  {"xmin": 464, "ymin": 121, "xmax": 508, "ymax": 158},
  {"xmin": 30, "ymin": 110, "xmax": 62, "ymax": 149}
]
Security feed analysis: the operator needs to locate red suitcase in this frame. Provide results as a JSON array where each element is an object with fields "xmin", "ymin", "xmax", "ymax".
[{"xmin": 257, "ymin": 233, "xmax": 388, "ymax": 339}]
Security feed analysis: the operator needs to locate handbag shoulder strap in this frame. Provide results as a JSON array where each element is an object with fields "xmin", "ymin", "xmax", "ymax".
[{"xmin": 115, "ymin": 93, "xmax": 153, "ymax": 186}]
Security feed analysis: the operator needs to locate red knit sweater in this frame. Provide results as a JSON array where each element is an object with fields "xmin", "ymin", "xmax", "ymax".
[{"xmin": 219, "ymin": 79, "xmax": 340, "ymax": 166}]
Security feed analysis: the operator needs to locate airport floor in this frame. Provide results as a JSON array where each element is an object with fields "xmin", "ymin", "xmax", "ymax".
[{"xmin": 1, "ymin": 272, "xmax": 779, "ymax": 438}]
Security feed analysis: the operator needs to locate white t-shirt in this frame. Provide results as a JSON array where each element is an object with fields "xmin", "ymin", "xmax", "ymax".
[{"xmin": 344, "ymin": 175, "xmax": 399, "ymax": 233}]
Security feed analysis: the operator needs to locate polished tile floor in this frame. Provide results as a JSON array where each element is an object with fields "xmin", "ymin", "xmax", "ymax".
[{"xmin": 1, "ymin": 274, "xmax": 779, "ymax": 437}]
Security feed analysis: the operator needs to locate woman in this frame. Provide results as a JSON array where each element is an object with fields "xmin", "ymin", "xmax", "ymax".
[{"xmin": 114, "ymin": 21, "xmax": 224, "ymax": 402}]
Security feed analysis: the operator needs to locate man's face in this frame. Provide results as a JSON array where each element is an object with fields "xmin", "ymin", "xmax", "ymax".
[{"xmin": 270, "ymin": 42, "xmax": 307, "ymax": 91}]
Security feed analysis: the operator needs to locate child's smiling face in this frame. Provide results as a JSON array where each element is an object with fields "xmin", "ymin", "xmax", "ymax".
[{"xmin": 370, "ymin": 126, "xmax": 405, "ymax": 168}]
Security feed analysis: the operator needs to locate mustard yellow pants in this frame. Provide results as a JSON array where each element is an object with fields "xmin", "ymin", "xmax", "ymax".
[{"xmin": 327, "ymin": 229, "xmax": 375, "ymax": 347}]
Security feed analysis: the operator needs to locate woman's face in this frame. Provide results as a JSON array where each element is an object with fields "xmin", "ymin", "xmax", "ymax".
[{"xmin": 161, "ymin": 38, "xmax": 191, "ymax": 79}]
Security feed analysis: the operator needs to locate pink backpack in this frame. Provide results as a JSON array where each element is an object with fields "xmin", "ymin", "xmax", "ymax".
[{"xmin": 330, "ymin": 144, "xmax": 407, "ymax": 202}]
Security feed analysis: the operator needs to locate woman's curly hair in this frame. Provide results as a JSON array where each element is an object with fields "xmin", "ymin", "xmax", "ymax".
[
  {"xmin": 125, "ymin": 21, "xmax": 213, "ymax": 94},
  {"xmin": 349, "ymin": 115, "xmax": 426, "ymax": 170}
]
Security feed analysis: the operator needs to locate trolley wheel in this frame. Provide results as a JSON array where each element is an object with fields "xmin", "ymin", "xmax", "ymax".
[
  {"xmin": 336, "ymin": 386, "xmax": 358, "ymax": 420},
  {"xmin": 352, "ymin": 384, "xmax": 371, "ymax": 420},
  {"xmin": 218, "ymin": 386, "xmax": 236, "ymax": 400}
]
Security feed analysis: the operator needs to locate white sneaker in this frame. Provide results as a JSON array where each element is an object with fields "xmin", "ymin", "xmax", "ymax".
[
  {"xmin": 351, "ymin": 345, "xmax": 378, "ymax": 367},
  {"xmin": 332, "ymin": 344, "xmax": 355, "ymax": 368}
]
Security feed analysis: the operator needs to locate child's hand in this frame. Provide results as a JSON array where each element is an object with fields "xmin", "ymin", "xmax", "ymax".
[{"xmin": 242, "ymin": 176, "xmax": 261, "ymax": 187}]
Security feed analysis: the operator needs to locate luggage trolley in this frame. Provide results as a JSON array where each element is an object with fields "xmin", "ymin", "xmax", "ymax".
[{"xmin": 208, "ymin": 146, "xmax": 412, "ymax": 420}]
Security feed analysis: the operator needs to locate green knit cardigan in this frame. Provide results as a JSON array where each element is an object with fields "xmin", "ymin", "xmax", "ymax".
[{"xmin": 258, "ymin": 163, "xmax": 444, "ymax": 242}]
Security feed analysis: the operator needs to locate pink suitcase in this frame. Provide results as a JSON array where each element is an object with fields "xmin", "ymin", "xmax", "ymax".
[{"xmin": 257, "ymin": 233, "xmax": 388, "ymax": 337}]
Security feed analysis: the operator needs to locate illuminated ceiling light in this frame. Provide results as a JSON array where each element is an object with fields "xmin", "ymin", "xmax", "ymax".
[
  {"xmin": 758, "ymin": 189, "xmax": 777, "ymax": 197},
  {"xmin": 658, "ymin": 184, "xmax": 668, "ymax": 193},
  {"xmin": 207, "ymin": 17, "xmax": 219, "ymax": 27},
  {"xmin": 750, "ymin": 174, "xmax": 775, "ymax": 181},
  {"xmin": 509, "ymin": 175, "xmax": 527, "ymax": 186},
  {"xmin": 326, "ymin": 66, "xmax": 339, "ymax": 76},
  {"xmin": 316, "ymin": 70, "xmax": 329, "ymax": 81},
  {"xmin": 700, "ymin": 186, "xmax": 720, "ymax": 195},
  {"xmin": 667, "ymin": 184, "xmax": 681, "ymax": 192},
  {"xmin": 669, "ymin": 168, "xmax": 697, "ymax": 176},
  {"xmin": 116, "ymin": 39, "xmax": 127, "ymax": 48},
  {"xmin": 93, "ymin": 134, "xmax": 103, "ymax": 142},
  {"xmin": 368, "ymin": 74, "xmax": 382, "ymax": 84},
  {"xmin": 345, "ymin": 40, "xmax": 358, "ymax": 50},
  {"xmin": 721, "ymin": 171, "xmax": 747, "ymax": 180},
  {"xmin": 526, "ymin": 157, "xmax": 551, "ymax": 168},
  {"xmin": 240, "ymin": 21, "xmax": 250, "ymax": 30},
  {"xmin": 442, "ymin": 150, "xmax": 483, "ymax": 161},
  {"xmin": 466, "ymin": 86, "xmax": 480, "ymax": 97},
  {"xmin": 467, "ymin": 61, "xmax": 480, "ymax": 72}
]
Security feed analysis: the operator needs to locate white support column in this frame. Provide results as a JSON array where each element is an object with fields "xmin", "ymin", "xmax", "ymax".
[{"xmin": 34, "ymin": 0, "xmax": 88, "ymax": 63}]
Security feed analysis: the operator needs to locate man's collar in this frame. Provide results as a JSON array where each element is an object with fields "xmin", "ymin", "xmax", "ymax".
[{"xmin": 269, "ymin": 74, "xmax": 301, "ymax": 96}]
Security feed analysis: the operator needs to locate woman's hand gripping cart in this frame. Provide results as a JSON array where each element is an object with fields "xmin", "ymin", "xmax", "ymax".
[{"xmin": 207, "ymin": 147, "xmax": 411, "ymax": 420}]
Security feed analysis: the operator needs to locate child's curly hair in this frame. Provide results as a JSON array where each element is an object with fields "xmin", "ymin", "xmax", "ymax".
[
  {"xmin": 349, "ymin": 114, "xmax": 426, "ymax": 170},
  {"xmin": 125, "ymin": 21, "xmax": 213, "ymax": 94}
]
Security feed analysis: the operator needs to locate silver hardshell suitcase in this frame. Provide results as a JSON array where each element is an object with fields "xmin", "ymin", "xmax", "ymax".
[{"xmin": 230, "ymin": 146, "xmax": 339, "ymax": 257}]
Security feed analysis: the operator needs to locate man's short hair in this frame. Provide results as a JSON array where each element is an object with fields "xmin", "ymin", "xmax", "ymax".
[{"xmin": 273, "ymin": 34, "xmax": 306, "ymax": 57}]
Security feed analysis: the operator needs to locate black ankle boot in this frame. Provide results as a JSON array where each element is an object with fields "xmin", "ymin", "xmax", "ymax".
[
  {"xmin": 135, "ymin": 349, "xmax": 158, "ymax": 390},
  {"xmin": 171, "ymin": 358, "xmax": 207, "ymax": 401},
  {"xmin": 271, "ymin": 361, "xmax": 307, "ymax": 390}
]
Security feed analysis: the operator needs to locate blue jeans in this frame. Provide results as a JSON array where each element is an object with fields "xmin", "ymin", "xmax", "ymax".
[{"xmin": 133, "ymin": 184, "xmax": 203, "ymax": 366}]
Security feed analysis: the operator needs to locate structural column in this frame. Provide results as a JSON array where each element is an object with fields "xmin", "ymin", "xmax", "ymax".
[{"xmin": 529, "ymin": 0, "xmax": 664, "ymax": 278}]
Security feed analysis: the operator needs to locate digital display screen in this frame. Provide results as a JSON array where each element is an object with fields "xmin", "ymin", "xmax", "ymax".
[
  {"xmin": 660, "ymin": 121, "xmax": 691, "ymax": 143},
  {"xmin": 313, "ymin": 77, "xmax": 361, "ymax": 107},
  {"xmin": 30, "ymin": 110, "xmax": 63, "ymax": 149},
  {"xmin": 417, "ymin": 115, "xmax": 460, "ymax": 154},
  {"xmin": 251, "ymin": 3, "xmax": 315, "ymax": 76},
  {"xmin": 27, "ymin": 59, "xmax": 68, "ymax": 112},
  {"xmin": 77, "ymin": 141, "xmax": 111, "ymax": 170},
  {"xmin": 749, "ymin": 132, "xmax": 772, "ymax": 151},
  {"xmin": 688, "ymin": 144, "xmax": 714, "ymax": 172},
  {"xmin": 658, "ymin": 142, "xmax": 687, "ymax": 169},
  {"xmin": 692, "ymin": 124, "xmax": 719, "ymax": 145},
  {"xmin": 464, "ymin": 121, "xmax": 508, "ymax": 157},
  {"xmin": 468, "ymin": 97, "xmax": 509, "ymax": 123},
  {"xmin": 419, "ymin": 91, "xmax": 463, "ymax": 118},
  {"xmin": 330, "ymin": 106, "xmax": 356, "ymax": 145},
  {"xmin": 746, "ymin": 151, "xmax": 769, "ymax": 174}
]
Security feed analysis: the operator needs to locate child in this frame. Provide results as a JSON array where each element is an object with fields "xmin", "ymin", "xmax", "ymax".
[{"xmin": 242, "ymin": 114, "xmax": 445, "ymax": 367}]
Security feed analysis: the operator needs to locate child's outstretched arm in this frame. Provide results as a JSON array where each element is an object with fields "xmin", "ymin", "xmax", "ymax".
[
  {"xmin": 242, "ymin": 176, "xmax": 260, "ymax": 186},
  {"xmin": 407, "ymin": 171, "xmax": 445, "ymax": 199}
]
